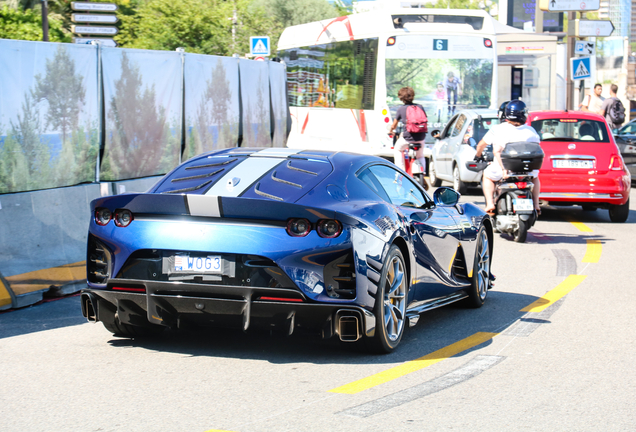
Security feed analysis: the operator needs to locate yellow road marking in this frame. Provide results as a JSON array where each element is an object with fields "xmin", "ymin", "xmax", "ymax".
[
  {"xmin": 520, "ymin": 274, "xmax": 587, "ymax": 313},
  {"xmin": 566, "ymin": 217, "xmax": 593, "ymax": 232},
  {"xmin": 583, "ymin": 239, "xmax": 602, "ymax": 263},
  {"xmin": 328, "ymin": 332, "xmax": 497, "ymax": 394}
]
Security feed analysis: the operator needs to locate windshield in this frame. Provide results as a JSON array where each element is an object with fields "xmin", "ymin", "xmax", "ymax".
[
  {"xmin": 530, "ymin": 119, "xmax": 610, "ymax": 143},
  {"xmin": 385, "ymin": 35, "xmax": 494, "ymax": 132}
]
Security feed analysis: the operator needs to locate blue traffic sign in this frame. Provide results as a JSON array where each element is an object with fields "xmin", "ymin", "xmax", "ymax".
[
  {"xmin": 250, "ymin": 36, "xmax": 270, "ymax": 56},
  {"xmin": 571, "ymin": 56, "xmax": 591, "ymax": 81}
]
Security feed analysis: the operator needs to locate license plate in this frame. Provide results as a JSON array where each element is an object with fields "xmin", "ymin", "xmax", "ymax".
[
  {"xmin": 174, "ymin": 255, "xmax": 222, "ymax": 273},
  {"xmin": 553, "ymin": 159, "xmax": 593, "ymax": 169},
  {"xmin": 513, "ymin": 198, "xmax": 534, "ymax": 212}
]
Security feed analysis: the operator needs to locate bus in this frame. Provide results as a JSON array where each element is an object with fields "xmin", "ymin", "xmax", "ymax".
[{"xmin": 277, "ymin": 7, "xmax": 499, "ymax": 159}]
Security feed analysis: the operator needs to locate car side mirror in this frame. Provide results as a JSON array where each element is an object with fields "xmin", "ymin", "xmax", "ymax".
[{"xmin": 433, "ymin": 187, "xmax": 460, "ymax": 206}]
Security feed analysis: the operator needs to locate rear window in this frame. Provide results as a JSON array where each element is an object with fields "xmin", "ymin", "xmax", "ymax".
[{"xmin": 531, "ymin": 119, "xmax": 610, "ymax": 143}]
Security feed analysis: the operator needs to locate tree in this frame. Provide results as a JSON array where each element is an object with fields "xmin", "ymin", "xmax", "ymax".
[
  {"xmin": 32, "ymin": 45, "xmax": 86, "ymax": 144},
  {"xmin": 253, "ymin": 0, "xmax": 338, "ymax": 29},
  {"xmin": 0, "ymin": 5, "xmax": 69, "ymax": 42},
  {"xmin": 117, "ymin": 0, "xmax": 280, "ymax": 56}
]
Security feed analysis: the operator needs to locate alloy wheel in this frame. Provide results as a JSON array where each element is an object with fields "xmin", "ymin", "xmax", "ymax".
[{"xmin": 383, "ymin": 255, "xmax": 407, "ymax": 341}]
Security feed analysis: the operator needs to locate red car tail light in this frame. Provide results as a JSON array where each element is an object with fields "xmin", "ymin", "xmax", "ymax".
[
  {"xmin": 609, "ymin": 155, "xmax": 624, "ymax": 171},
  {"xmin": 317, "ymin": 219, "xmax": 342, "ymax": 238},
  {"xmin": 258, "ymin": 296, "xmax": 304, "ymax": 303},
  {"xmin": 95, "ymin": 208, "xmax": 112, "ymax": 226},
  {"xmin": 112, "ymin": 286, "xmax": 146, "ymax": 293},
  {"xmin": 114, "ymin": 209, "xmax": 134, "ymax": 227},
  {"xmin": 286, "ymin": 218, "xmax": 311, "ymax": 237}
]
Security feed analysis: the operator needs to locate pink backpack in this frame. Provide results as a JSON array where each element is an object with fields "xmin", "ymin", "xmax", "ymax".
[{"xmin": 406, "ymin": 105, "xmax": 428, "ymax": 134}]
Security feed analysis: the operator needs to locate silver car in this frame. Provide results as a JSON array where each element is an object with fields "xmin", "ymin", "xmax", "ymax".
[{"xmin": 428, "ymin": 109, "xmax": 500, "ymax": 193}]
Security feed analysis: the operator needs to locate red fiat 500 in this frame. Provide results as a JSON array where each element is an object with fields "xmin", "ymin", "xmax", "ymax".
[{"xmin": 528, "ymin": 111, "xmax": 631, "ymax": 222}]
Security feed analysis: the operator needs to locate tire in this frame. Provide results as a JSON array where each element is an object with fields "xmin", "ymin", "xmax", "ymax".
[
  {"xmin": 513, "ymin": 219, "xmax": 528, "ymax": 243},
  {"xmin": 466, "ymin": 228, "xmax": 490, "ymax": 308},
  {"xmin": 367, "ymin": 245, "xmax": 408, "ymax": 354},
  {"xmin": 581, "ymin": 205, "xmax": 597, "ymax": 211},
  {"xmin": 429, "ymin": 160, "xmax": 442, "ymax": 187},
  {"xmin": 452, "ymin": 164, "xmax": 467, "ymax": 194},
  {"xmin": 609, "ymin": 198, "xmax": 630, "ymax": 222}
]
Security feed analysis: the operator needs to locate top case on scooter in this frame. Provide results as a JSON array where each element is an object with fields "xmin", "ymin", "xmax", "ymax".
[{"xmin": 501, "ymin": 142, "xmax": 544, "ymax": 172}]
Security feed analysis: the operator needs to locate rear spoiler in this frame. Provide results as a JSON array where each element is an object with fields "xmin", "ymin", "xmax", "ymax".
[{"xmin": 90, "ymin": 193, "xmax": 338, "ymax": 223}]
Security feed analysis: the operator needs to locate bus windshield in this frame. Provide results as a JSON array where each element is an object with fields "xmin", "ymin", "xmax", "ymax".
[{"xmin": 385, "ymin": 34, "xmax": 494, "ymax": 128}]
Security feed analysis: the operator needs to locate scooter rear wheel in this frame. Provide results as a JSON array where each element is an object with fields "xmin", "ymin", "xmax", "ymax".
[{"xmin": 513, "ymin": 219, "xmax": 528, "ymax": 243}]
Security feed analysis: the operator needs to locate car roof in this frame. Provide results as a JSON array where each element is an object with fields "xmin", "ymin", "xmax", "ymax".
[
  {"xmin": 528, "ymin": 110, "xmax": 606, "ymax": 121},
  {"xmin": 151, "ymin": 148, "xmax": 383, "ymax": 201}
]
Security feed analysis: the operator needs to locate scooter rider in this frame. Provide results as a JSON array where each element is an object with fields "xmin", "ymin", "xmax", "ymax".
[{"xmin": 473, "ymin": 100, "xmax": 542, "ymax": 215}]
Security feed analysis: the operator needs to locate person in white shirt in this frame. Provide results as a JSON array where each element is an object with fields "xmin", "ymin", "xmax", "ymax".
[
  {"xmin": 579, "ymin": 83, "xmax": 605, "ymax": 113},
  {"xmin": 474, "ymin": 100, "xmax": 542, "ymax": 215}
]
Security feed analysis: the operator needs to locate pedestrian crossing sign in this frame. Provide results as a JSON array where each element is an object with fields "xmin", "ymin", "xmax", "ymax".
[
  {"xmin": 571, "ymin": 56, "xmax": 591, "ymax": 80},
  {"xmin": 250, "ymin": 36, "xmax": 270, "ymax": 56}
]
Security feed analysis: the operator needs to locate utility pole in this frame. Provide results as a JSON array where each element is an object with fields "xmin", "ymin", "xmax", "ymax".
[
  {"xmin": 566, "ymin": 11, "xmax": 576, "ymax": 110},
  {"xmin": 41, "ymin": 0, "xmax": 49, "ymax": 42}
]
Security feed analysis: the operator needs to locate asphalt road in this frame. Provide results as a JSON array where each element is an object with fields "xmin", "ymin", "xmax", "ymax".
[{"xmin": 1, "ymin": 188, "xmax": 635, "ymax": 432}]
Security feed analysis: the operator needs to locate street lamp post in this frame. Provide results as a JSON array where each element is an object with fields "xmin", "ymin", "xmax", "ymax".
[{"xmin": 41, "ymin": 0, "xmax": 49, "ymax": 42}]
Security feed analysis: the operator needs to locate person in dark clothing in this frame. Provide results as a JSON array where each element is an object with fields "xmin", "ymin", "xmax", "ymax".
[{"xmin": 388, "ymin": 87, "xmax": 429, "ymax": 190}]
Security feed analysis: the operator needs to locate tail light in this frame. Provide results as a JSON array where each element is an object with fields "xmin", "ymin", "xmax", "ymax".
[
  {"xmin": 515, "ymin": 182, "xmax": 528, "ymax": 189},
  {"xmin": 286, "ymin": 218, "xmax": 311, "ymax": 237},
  {"xmin": 609, "ymin": 155, "xmax": 624, "ymax": 170},
  {"xmin": 484, "ymin": 38, "xmax": 493, "ymax": 48},
  {"xmin": 95, "ymin": 208, "xmax": 112, "ymax": 226},
  {"xmin": 387, "ymin": 36, "xmax": 396, "ymax": 46},
  {"xmin": 114, "ymin": 209, "xmax": 134, "ymax": 227},
  {"xmin": 317, "ymin": 219, "xmax": 342, "ymax": 238},
  {"xmin": 112, "ymin": 286, "xmax": 146, "ymax": 293}
]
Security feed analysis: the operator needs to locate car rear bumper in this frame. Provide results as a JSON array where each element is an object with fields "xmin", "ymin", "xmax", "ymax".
[
  {"xmin": 539, "ymin": 171, "xmax": 630, "ymax": 205},
  {"xmin": 81, "ymin": 281, "xmax": 376, "ymax": 340}
]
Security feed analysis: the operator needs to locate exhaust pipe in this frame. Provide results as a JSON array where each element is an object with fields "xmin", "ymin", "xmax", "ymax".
[
  {"xmin": 81, "ymin": 293, "xmax": 97, "ymax": 322},
  {"xmin": 335, "ymin": 309, "xmax": 362, "ymax": 342}
]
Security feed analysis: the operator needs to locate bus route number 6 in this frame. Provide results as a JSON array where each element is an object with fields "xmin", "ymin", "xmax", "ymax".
[{"xmin": 433, "ymin": 39, "xmax": 448, "ymax": 51}]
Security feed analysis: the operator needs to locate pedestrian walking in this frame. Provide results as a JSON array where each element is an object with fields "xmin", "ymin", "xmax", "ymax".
[
  {"xmin": 579, "ymin": 83, "xmax": 605, "ymax": 113},
  {"xmin": 598, "ymin": 84, "xmax": 626, "ymax": 130}
]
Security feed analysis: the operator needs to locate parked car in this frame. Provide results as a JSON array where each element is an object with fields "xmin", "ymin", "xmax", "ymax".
[
  {"xmin": 428, "ymin": 109, "xmax": 500, "ymax": 193},
  {"xmin": 612, "ymin": 119, "xmax": 636, "ymax": 166},
  {"xmin": 82, "ymin": 148, "xmax": 494, "ymax": 353},
  {"xmin": 528, "ymin": 111, "xmax": 631, "ymax": 222}
]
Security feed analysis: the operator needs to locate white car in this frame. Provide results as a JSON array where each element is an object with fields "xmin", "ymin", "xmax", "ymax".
[{"xmin": 428, "ymin": 109, "xmax": 500, "ymax": 193}]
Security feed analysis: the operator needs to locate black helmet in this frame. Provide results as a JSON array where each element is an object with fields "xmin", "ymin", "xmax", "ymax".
[
  {"xmin": 498, "ymin": 101, "xmax": 509, "ymax": 121},
  {"xmin": 505, "ymin": 99, "xmax": 528, "ymax": 123}
]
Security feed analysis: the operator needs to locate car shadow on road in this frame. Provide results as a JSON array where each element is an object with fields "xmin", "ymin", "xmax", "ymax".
[
  {"xmin": 0, "ymin": 294, "xmax": 85, "ymax": 340},
  {"xmin": 103, "ymin": 290, "xmax": 543, "ymax": 366}
]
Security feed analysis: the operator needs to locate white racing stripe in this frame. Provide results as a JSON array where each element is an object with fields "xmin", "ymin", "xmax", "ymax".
[
  {"xmin": 187, "ymin": 194, "xmax": 221, "ymax": 217},
  {"xmin": 250, "ymin": 148, "xmax": 302, "ymax": 157},
  {"xmin": 204, "ymin": 156, "xmax": 286, "ymax": 197}
]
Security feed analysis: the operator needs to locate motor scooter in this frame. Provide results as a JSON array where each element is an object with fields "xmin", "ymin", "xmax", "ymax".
[
  {"xmin": 390, "ymin": 122, "xmax": 428, "ymax": 189},
  {"xmin": 466, "ymin": 141, "xmax": 544, "ymax": 243}
]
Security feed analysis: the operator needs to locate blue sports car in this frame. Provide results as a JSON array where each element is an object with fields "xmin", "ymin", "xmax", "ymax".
[{"xmin": 82, "ymin": 148, "xmax": 494, "ymax": 353}]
